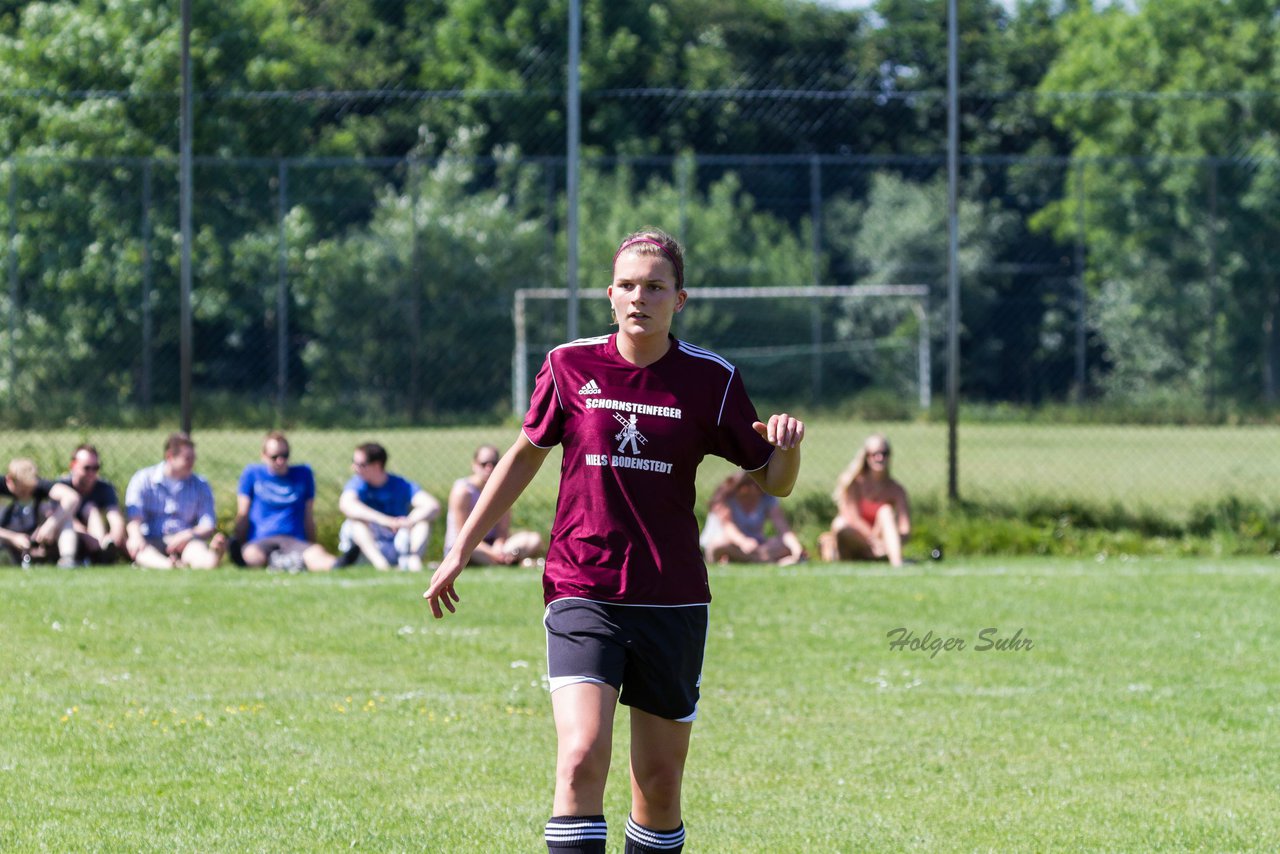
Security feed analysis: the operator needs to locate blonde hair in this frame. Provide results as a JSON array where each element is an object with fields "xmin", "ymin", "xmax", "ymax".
[
  {"xmin": 6, "ymin": 458, "xmax": 39, "ymax": 491},
  {"xmin": 832, "ymin": 434, "xmax": 892, "ymax": 502}
]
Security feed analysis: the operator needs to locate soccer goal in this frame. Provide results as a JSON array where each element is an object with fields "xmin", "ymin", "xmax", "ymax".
[{"xmin": 512, "ymin": 285, "xmax": 932, "ymax": 415}]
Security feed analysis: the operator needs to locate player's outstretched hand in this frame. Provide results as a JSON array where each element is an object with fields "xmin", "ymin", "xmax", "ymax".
[
  {"xmin": 753, "ymin": 413, "xmax": 805, "ymax": 451},
  {"xmin": 423, "ymin": 555, "xmax": 464, "ymax": 619}
]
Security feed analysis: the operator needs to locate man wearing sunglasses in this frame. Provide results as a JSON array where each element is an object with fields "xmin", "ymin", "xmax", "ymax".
[
  {"xmin": 56, "ymin": 444, "xmax": 126, "ymax": 564},
  {"xmin": 231, "ymin": 431, "xmax": 336, "ymax": 572},
  {"xmin": 337, "ymin": 441, "xmax": 440, "ymax": 571}
]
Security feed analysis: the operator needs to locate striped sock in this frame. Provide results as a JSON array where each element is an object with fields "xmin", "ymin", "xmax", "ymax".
[
  {"xmin": 624, "ymin": 815, "xmax": 685, "ymax": 852},
  {"xmin": 545, "ymin": 814, "xmax": 607, "ymax": 853}
]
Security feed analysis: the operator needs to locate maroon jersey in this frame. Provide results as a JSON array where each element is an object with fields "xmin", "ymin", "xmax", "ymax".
[{"xmin": 524, "ymin": 334, "xmax": 774, "ymax": 606}]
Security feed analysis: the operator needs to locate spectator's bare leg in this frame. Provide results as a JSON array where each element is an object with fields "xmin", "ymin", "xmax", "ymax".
[
  {"xmin": 303, "ymin": 543, "xmax": 336, "ymax": 571},
  {"xmin": 180, "ymin": 536, "xmax": 224, "ymax": 570},
  {"xmin": 85, "ymin": 504, "xmax": 107, "ymax": 542},
  {"xmin": 240, "ymin": 542, "xmax": 271, "ymax": 567},
  {"xmin": 349, "ymin": 521, "xmax": 392, "ymax": 570},
  {"xmin": 132, "ymin": 544, "xmax": 176, "ymax": 570},
  {"xmin": 402, "ymin": 520, "xmax": 431, "ymax": 572},
  {"xmin": 831, "ymin": 517, "xmax": 876, "ymax": 561},
  {"xmin": 58, "ymin": 523, "xmax": 80, "ymax": 565},
  {"xmin": 505, "ymin": 530, "xmax": 544, "ymax": 563},
  {"xmin": 755, "ymin": 536, "xmax": 791, "ymax": 563},
  {"xmin": 875, "ymin": 505, "xmax": 904, "ymax": 567}
]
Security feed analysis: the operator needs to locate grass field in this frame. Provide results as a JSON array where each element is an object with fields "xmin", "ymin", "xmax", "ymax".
[{"xmin": 2, "ymin": 556, "xmax": 1276, "ymax": 851}]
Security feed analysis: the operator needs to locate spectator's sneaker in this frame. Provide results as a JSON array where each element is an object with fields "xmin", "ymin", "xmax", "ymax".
[
  {"xmin": 332, "ymin": 545, "xmax": 361, "ymax": 569},
  {"xmin": 56, "ymin": 556, "xmax": 79, "ymax": 569},
  {"xmin": 268, "ymin": 550, "xmax": 306, "ymax": 574}
]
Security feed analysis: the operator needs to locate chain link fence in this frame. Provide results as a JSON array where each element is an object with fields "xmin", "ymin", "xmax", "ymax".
[{"xmin": 3, "ymin": 2, "xmax": 1279, "ymax": 557}]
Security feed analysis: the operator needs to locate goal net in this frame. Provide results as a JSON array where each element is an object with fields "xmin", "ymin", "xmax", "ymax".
[{"xmin": 512, "ymin": 285, "xmax": 931, "ymax": 415}]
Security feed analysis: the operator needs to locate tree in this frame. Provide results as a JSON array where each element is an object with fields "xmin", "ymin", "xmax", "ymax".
[
  {"xmin": 1035, "ymin": 0, "xmax": 1280, "ymax": 406},
  {"xmin": 826, "ymin": 171, "xmax": 1015, "ymax": 402},
  {"xmin": 285, "ymin": 133, "xmax": 552, "ymax": 422},
  {"xmin": 0, "ymin": 0, "xmax": 409, "ymax": 419}
]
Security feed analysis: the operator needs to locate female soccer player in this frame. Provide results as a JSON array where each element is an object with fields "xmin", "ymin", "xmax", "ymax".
[{"xmin": 424, "ymin": 228, "xmax": 804, "ymax": 854}]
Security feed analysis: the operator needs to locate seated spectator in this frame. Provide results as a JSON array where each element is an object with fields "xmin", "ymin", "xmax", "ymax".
[
  {"xmin": 232, "ymin": 431, "xmax": 336, "ymax": 573},
  {"xmin": 819, "ymin": 433, "xmax": 911, "ymax": 567},
  {"xmin": 1, "ymin": 458, "xmax": 80, "ymax": 567},
  {"xmin": 700, "ymin": 470, "xmax": 807, "ymax": 566},
  {"xmin": 444, "ymin": 444, "xmax": 544, "ymax": 566},
  {"xmin": 337, "ymin": 442, "xmax": 440, "ymax": 571},
  {"xmin": 124, "ymin": 432, "xmax": 226, "ymax": 570},
  {"xmin": 57, "ymin": 444, "xmax": 127, "ymax": 565}
]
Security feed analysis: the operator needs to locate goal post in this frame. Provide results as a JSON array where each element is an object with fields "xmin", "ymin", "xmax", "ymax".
[{"xmin": 513, "ymin": 284, "xmax": 931, "ymax": 415}]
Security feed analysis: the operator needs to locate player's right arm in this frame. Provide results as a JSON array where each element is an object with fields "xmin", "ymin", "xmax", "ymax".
[{"xmin": 424, "ymin": 434, "xmax": 550, "ymax": 618}]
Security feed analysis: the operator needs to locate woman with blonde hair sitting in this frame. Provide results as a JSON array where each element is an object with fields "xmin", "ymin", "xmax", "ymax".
[{"xmin": 819, "ymin": 433, "xmax": 911, "ymax": 566}]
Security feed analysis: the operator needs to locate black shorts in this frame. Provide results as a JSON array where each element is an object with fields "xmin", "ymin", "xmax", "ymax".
[{"xmin": 544, "ymin": 598, "xmax": 709, "ymax": 722}]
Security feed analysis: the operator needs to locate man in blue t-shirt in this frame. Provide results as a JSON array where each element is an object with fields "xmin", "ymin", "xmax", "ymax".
[
  {"xmin": 337, "ymin": 442, "xmax": 440, "ymax": 571},
  {"xmin": 232, "ymin": 431, "xmax": 336, "ymax": 572}
]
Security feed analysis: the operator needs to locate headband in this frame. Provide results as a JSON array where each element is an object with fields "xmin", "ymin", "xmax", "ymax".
[{"xmin": 613, "ymin": 237, "xmax": 683, "ymax": 289}]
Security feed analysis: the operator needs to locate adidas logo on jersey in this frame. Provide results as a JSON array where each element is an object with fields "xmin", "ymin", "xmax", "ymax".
[{"xmin": 578, "ymin": 379, "xmax": 602, "ymax": 395}]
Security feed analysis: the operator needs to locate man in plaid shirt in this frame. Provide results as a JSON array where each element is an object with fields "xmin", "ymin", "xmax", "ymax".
[{"xmin": 125, "ymin": 432, "xmax": 226, "ymax": 569}]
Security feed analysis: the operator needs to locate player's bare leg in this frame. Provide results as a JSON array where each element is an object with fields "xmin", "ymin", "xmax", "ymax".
[
  {"xmin": 627, "ymin": 708, "xmax": 691, "ymax": 853},
  {"xmin": 546, "ymin": 682, "xmax": 617, "ymax": 852}
]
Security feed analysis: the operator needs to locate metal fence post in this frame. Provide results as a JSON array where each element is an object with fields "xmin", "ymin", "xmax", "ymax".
[
  {"xmin": 1073, "ymin": 160, "xmax": 1087, "ymax": 401},
  {"xmin": 1206, "ymin": 159, "xmax": 1219, "ymax": 412},
  {"xmin": 179, "ymin": 0, "xmax": 194, "ymax": 433},
  {"xmin": 276, "ymin": 158, "xmax": 289, "ymax": 421},
  {"xmin": 141, "ymin": 158, "xmax": 153, "ymax": 409},
  {"xmin": 566, "ymin": 0, "xmax": 581, "ymax": 341},
  {"xmin": 408, "ymin": 158, "xmax": 422, "ymax": 420},
  {"xmin": 6, "ymin": 158, "xmax": 16, "ymax": 407},
  {"xmin": 945, "ymin": 0, "xmax": 961, "ymax": 502},
  {"xmin": 809, "ymin": 154, "xmax": 823, "ymax": 404},
  {"xmin": 513, "ymin": 289, "xmax": 528, "ymax": 416}
]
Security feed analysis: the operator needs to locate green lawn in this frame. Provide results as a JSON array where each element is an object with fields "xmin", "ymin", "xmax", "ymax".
[{"xmin": 2, "ymin": 557, "xmax": 1276, "ymax": 851}]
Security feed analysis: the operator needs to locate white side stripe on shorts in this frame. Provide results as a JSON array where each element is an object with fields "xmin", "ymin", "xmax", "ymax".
[{"xmin": 547, "ymin": 674, "xmax": 609, "ymax": 693}]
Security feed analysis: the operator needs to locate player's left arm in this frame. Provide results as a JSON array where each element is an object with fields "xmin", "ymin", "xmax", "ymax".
[{"xmin": 749, "ymin": 413, "xmax": 804, "ymax": 497}]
